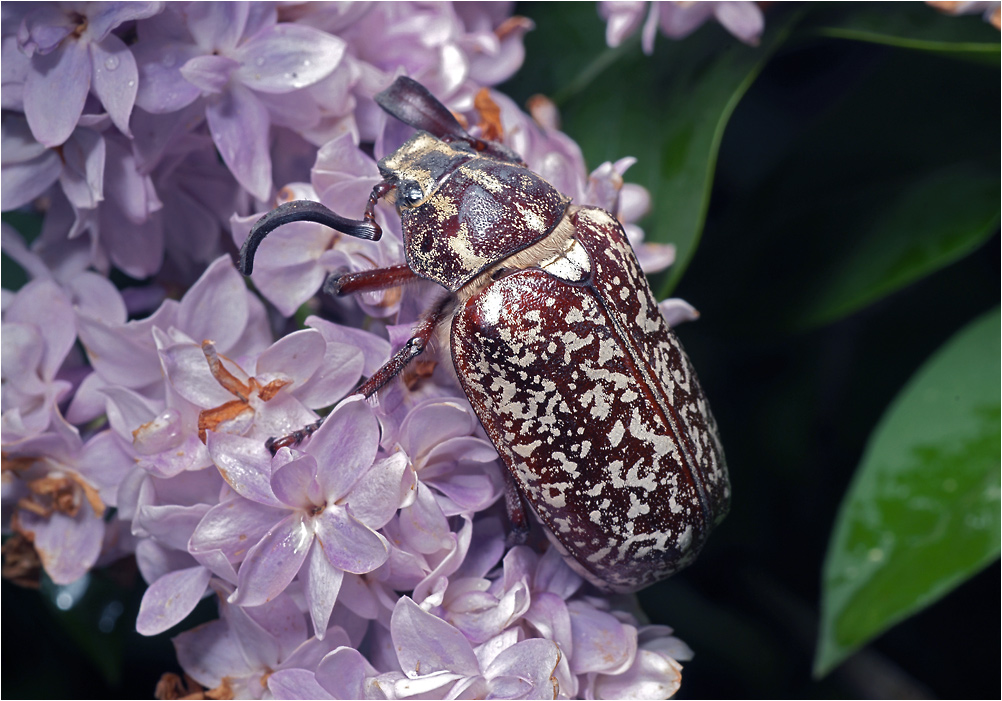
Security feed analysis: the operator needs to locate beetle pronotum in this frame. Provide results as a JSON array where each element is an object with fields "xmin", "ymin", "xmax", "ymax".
[{"xmin": 240, "ymin": 76, "xmax": 729, "ymax": 592}]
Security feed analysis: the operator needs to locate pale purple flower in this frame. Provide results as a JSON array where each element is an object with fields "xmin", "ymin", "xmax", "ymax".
[
  {"xmin": 191, "ymin": 396, "xmax": 404, "ymax": 635},
  {"xmin": 2, "ymin": 278, "xmax": 76, "ymax": 442},
  {"xmin": 600, "ymin": 1, "xmax": 766, "ymax": 54},
  {"xmin": 15, "ymin": 2, "xmax": 164, "ymax": 146},
  {"xmin": 385, "ymin": 595, "xmax": 562, "ymax": 699},
  {"xmin": 134, "ymin": 2, "xmax": 347, "ymax": 199},
  {"xmin": 0, "ymin": 4, "xmax": 701, "ymax": 697},
  {"xmin": 173, "ymin": 582, "xmax": 346, "ymax": 699},
  {"xmin": 3, "ymin": 423, "xmax": 134, "ymax": 585}
]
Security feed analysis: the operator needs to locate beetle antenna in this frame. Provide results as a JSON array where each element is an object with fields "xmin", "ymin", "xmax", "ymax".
[
  {"xmin": 239, "ymin": 200, "xmax": 381, "ymax": 275},
  {"xmin": 375, "ymin": 76, "xmax": 473, "ymax": 142}
]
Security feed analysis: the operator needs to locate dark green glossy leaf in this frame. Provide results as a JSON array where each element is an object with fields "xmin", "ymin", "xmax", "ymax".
[
  {"xmin": 809, "ymin": 2, "xmax": 1000, "ymax": 61},
  {"xmin": 815, "ymin": 308, "xmax": 1001, "ymax": 677},
  {"xmin": 505, "ymin": 4, "xmax": 804, "ymax": 296},
  {"xmin": 799, "ymin": 165, "xmax": 1000, "ymax": 327},
  {"xmin": 709, "ymin": 45, "xmax": 999, "ymax": 334}
]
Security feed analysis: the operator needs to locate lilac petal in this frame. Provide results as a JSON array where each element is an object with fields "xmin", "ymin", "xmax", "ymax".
[
  {"xmin": 659, "ymin": 298, "xmax": 699, "ymax": 328},
  {"xmin": 194, "ymin": 548, "xmax": 238, "ymax": 584},
  {"xmin": 592, "ymin": 649, "xmax": 683, "ymax": 700},
  {"xmin": 411, "ymin": 515, "xmax": 473, "ymax": 605},
  {"xmin": 715, "ymin": 1, "xmax": 765, "ymax": 45},
  {"xmin": 133, "ymin": 40, "xmax": 202, "ymax": 113},
  {"xmin": 179, "ymin": 54, "xmax": 240, "ymax": 94},
  {"xmin": 24, "ymin": 40, "xmax": 90, "ymax": 147},
  {"xmin": 7, "ymin": 279, "xmax": 76, "ymax": 381},
  {"xmin": 0, "ymin": 114, "xmax": 61, "ymax": 209},
  {"xmin": 268, "ymin": 668, "xmax": 333, "ymax": 700},
  {"xmin": 345, "ymin": 452, "xmax": 408, "ymax": 530},
  {"xmin": 135, "ymin": 538, "xmax": 191, "ymax": 585},
  {"xmin": 658, "ymin": 2, "xmax": 714, "ymax": 39},
  {"xmin": 229, "ymin": 514, "xmax": 311, "ymax": 607},
  {"xmin": 232, "ymin": 24, "xmax": 346, "ymax": 93},
  {"xmin": 159, "ymin": 342, "xmax": 236, "ymax": 408},
  {"xmin": 271, "ymin": 456, "xmax": 320, "ymax": 510},
  {"xmin": 524, "ymin": 592, "xmax": 574, "ymax": 658},
  {"xmin": 58, "ymin": 126, "xmax": 105, "ymax": 210},
  {"xmin": 305, "ymin": 539, "xmax": 344, "ymax": 637},
  {"xmin": 400, "ymin": 400, "xmax": 476, "ymax": 459},
  {"xmin": 176, "ymin": 256, "xmax": 249, "ymax": 352},
  {"xmin": 136, "ymin": 565, "xmax": 211, "ymax": 635},
  {"xmin": 309, "ymin": 396, "xmax": 379, "ymax": 499},
  {"xmin": 205, "ymin": 432, "xmax": 281, "ymax": 506},
  {"xmin": 190, "ymin": 498, "xmax": 285, "ymax": 561},
  {"xmin": 76, "ymin": 301, "xmax": 175, "ymax": 389},
  {"xmin": 601, "ymin": 1, "xmax": 647, "ymax": 48},
  {"xmin": 25, "ymin": 506, "xmax": 104, "ymax": 585},
  {"xmin": 1, "ymin": 149, "xmax": 60, "ymax": 210},
  {"xmin": 485, "ymin": 638, "xmax": 560, "ymax": 697},
  {"xmin": 89, "ymin": 33, "xmax": 138, "ymax": 136},
  {"xmin": 17, "ymin": 5, "xmax": 74, "ymax": 56},
  {"xmin": 296, "ymin": 339, "xmax": 365, "ymax": 409},
  {"xmin": 225, "ymin": 595, "xmax": 302, "ymax": 669},
  {"xmin": 306, "ymin": 317, "xmax": 391, "ymax": 378},
  {"xmin": 101, "ymin": 134, "xmax": 159, "ymax": 224},
  {"xmin": 206, "ymin": 83, "xmax": 273, "ymax": 200},
  {"xmin": 392, "ymin": 596, "xmax": 480, "ymax": 677},
  {"xmin": 335, "ymin": 572, "xmax": 379, "ymax": 621},
  {"xmin": 282, "ymin": 628, "xmax": 351, "ymax": 672},
  {"xmin": 173, "ymin": 618, "xmax": 254, "ymax": 688},
  {"xmin": 255, "ymin": 328, "xmax": 326, "ymax": 389},
  {"xmin": 314, "ymin": 506, "xmax": 388, "ymax": 574},
  {"xmin": 533, "ymin": 545, "xmax": 583, "ymax": 600},
  {"xmin": 315, "ymin": 647, "xmax": 373, "ymax": 699},
  {"xmin": 568, "ymin": 601, "xmax": 636, "ymax": 675},
  {"xmin": 399, "ymin": 482, "xmax": 452, "ymax": 555},
  {"xmin": 83, "ymin": 2, "xmax": 164, "ymax": 42},
  {"xmin": 185, "ymin": 2, "xmax": 251, "ymax": 54},
  {"xmin": 135, "ymin": 502, "xmax": 209, "ymax": 551}
]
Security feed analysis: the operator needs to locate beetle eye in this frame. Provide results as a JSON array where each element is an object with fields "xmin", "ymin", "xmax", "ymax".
[{"xmin": 399, "ymin": 181, "xmax": 424, "ymax": 207}]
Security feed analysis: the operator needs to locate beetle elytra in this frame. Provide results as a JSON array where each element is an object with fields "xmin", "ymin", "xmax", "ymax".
[{"xmin": 239, "ymin": 76, "xmax": 729, "ymax": 592}]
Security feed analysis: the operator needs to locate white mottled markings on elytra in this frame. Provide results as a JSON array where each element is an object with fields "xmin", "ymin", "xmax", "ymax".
[{"xmin": 451, "ymin": 205, "xmax": 728, "ymax": 593}]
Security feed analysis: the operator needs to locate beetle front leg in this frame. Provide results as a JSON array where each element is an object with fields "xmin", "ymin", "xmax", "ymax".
[
  {"xmin": 356, "ymin": 294, "xmax": 452, "ymax": 398},
  {"xmin": 323, "ymin": 264, "xmax": 419, "ymax": 297},
  {"xmin": 266, "ymin": 294, "xmax": 451, "ymax": 454}
]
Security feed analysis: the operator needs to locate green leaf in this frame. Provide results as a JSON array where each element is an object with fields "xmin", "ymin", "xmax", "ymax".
[
  {"xmin": 710, "ymin": 45, "xmax": 999, "ymax": 334},
  {"xmin": 505, "ymin": 4, "xmax": 804, "ymax": 296},
  {"xmin": 815, "ymin": 308, "xmax": 1001, "ymax": 677},
  {"xmin": 809, "ymin": 2, "xmax": 1000, "ymax": 61},
  {"xmin": 799, "ymin": 165, "xmax": 1000, "ymax": 327}
]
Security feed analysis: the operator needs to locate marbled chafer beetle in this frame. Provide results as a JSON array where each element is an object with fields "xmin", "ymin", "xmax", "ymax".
[{"xmin": 239, "ymin": 76, "xmax": 729, "ymax": 592}]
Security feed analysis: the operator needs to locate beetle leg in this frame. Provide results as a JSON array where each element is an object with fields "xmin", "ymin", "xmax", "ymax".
[
  {"xmin": 323, "ymin": 264, "xmax": 418, "ymax": 297},
  {"xmin": 356, "ymin": 294, "xmax": 453, "ymax": 398},
  {"xmin": 504, "ymin": 473, "xmax": 531, "ymax": 546}
]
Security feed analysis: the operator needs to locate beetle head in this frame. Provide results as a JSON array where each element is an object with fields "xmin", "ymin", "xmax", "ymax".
[{"xmin": 378, "ymin": 131, "xmax": 474, "ymax": 210}]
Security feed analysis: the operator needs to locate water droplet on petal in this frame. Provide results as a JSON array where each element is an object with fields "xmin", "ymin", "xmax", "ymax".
[
  {"xmin": 127, "ymin": 80, "xmax": 136, "ymax": 88},
  {"xmin": 302, "ymin": 59, "xmax": 311, "ymax": 67},
  {"xmin": 104, "ymin": 55, "xmax": 120, "ymax": 71},
  {"xmin": 255, "ymin": 56, "xmax": 265, "ymax": 67}
]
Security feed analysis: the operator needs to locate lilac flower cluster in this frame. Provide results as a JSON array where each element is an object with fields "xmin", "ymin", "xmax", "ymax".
[
  {"xmin": 3, "ymin": 2, "xmax": 692, "ymax": 698},
  {"xmin": 599, "ymin": 1, "xmax": 766, "ymax": 53}
]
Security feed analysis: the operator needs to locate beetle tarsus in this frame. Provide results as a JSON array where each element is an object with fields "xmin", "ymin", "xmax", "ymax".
[{"xmin": 265, "ymin": 416, "xmax": 326, "ymax": 454}]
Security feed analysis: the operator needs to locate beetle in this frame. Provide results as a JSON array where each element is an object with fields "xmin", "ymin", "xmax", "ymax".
[{"xmin": 239, "ymin": 76, "xmax": 729, "ymax": 592}]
